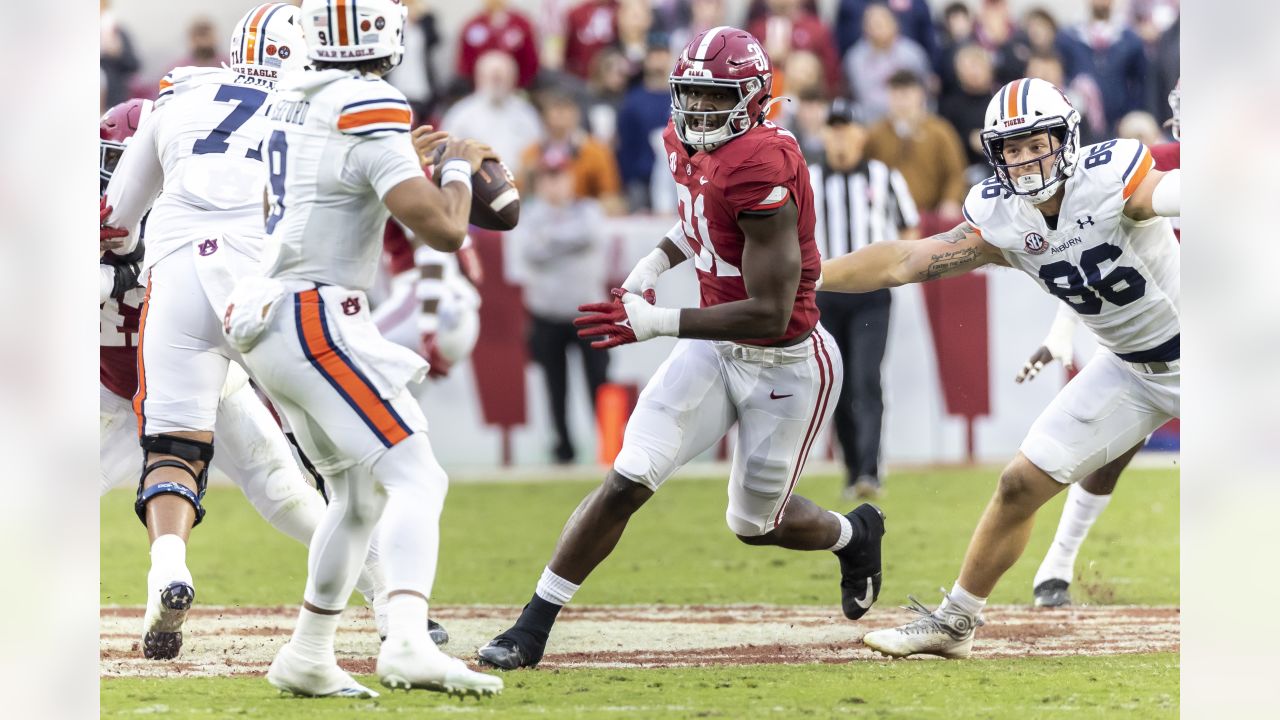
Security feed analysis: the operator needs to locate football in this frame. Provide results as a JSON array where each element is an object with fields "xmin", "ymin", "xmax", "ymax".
[{"xmin": 431, "ymin": 145, "xmax": 521, "ymax": 231}]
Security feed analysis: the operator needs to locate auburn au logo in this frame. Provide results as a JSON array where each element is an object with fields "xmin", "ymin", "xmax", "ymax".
[{"xmin": 342, "ymin": 296, "xmax": 361, "ymax": 316}]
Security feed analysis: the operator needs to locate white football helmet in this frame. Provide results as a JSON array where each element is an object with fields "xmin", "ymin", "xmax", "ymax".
[
  {"xmin": 229, "ymin": 3, "xmax": 310, "ymax": 87},
  {"xmin": 980, "ymin": 77, "xmax": 1082, "ymax": 204},
  {"xmin": 300, "ymin": 0, "xmax": 408, "ymax": 69}
]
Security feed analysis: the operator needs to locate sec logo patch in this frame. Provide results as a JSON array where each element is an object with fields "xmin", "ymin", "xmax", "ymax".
[{"xmin": 1024, "ymin": 231, "xmax": 1047, "ymax": 255}]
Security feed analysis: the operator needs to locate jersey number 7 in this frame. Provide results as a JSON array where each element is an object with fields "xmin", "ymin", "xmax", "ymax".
[{"xmin": 193, "ymin": 85, "xmax": 268, "ymax": 158}]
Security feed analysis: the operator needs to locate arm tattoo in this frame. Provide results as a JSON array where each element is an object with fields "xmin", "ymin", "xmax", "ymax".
[{"xmin": 920, "ymin": 248, "xmax": 981, "ymax": 281}]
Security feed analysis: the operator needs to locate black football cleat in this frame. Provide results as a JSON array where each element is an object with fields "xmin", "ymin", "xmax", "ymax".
[
  {"xmin": 477, "ymin": 627, "xmax": 546, "ymax": 670},
  {"xmin": 837, "ymin": 504, "xmax": 886, "ymax": 620},
  {"xmin": 428, "ymin": 618, "xmax": 449, "ymax": 647},
  {"xmin": 1033, "ymin": 579, "xmax": 1073, "ymax": 608}
]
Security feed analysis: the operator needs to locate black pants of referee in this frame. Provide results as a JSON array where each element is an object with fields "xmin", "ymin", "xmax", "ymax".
[
  {"xmin": 528, "ymin": 312, "xmax": 611, "ymax": 464},
  {"xmin": 816, "ymin": 289, "xmax": 891, "ymax": 487}
]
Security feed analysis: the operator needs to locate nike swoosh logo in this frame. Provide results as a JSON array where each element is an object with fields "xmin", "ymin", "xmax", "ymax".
[
  {"xmin": 854, "ymin": 578, "xmax": 874, "ymax": 609},
  {"xmin": 769, "ymin": 391, "xmax": 793, "ymax": 400},
  {"xmin": 699, "ymin": 176, "xmax": 709, "ymax": 185}
]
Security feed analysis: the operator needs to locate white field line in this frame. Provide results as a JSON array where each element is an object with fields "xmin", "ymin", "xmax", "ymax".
[{"xmin": 101, "ymin": 604, "xmax": 1178, "ymax": 677}]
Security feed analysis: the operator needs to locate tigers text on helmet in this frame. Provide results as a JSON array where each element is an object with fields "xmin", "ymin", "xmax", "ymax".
[
  {"xmin": 229, "ymin": 3, "xmax": 310, "ymax": 88},
  {"xmin": 300, "ymin": 0, "xmax": 408, "ymax": 69},
  {"xmin": 980, "ymin": 77, "xmax": 1082, "ymax": 204},
  {"xmin": 100, "ymin": 99, "xmax": 154, "ymax": 193},
  {"xmin": 669, "ymin": 26, "xmax": 774, "ymax": 152}
]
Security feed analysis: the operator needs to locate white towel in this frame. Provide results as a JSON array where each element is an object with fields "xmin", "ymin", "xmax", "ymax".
[
  {"xmin": 316, "ymin": 285, "xmax": 428, "ymax": 399},
  {"xmin": 222, "ymin": 275, "xmax": 286, "ymax": 353}
]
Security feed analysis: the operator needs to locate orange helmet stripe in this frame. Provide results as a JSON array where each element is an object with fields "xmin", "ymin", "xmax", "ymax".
[
  {"xmin": 243, "ymin": 4, "xmax": 273, "ymax": 66},
  {"xmin": 1006, "ymin": 79, "xmax": 1022, "ymax": 118}
]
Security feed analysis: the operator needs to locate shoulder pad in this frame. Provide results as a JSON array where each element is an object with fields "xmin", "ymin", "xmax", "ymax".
[
  {"xmin": 961, "ymin": 175, "xmax": 1004, "ymax": 237},
  {"xmin": 335, "ymin": 79, "xmax": 412, "ymax": 137},
  {"xmin": 1078, "ymin": 138, "xmax": 1154, "ymax": 200},
  {"xmin": 156, "ymin": 66, "xmax": 234, "ymax": 107}
]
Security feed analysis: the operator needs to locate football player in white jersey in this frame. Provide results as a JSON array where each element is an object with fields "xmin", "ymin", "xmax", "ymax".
[
  {"xmin": 98, "ymin": 95, "xmax": 445, "ymax": 653},
  {"xmin": 222, "ymin": 0, "xmax": 502, "ymax": 698},
  {"xmin": 818, "ymin": 77, "xmax": 1181, "ymax": 658},
  {"xmin": 100, "ymin": 4, "xmax": 320, "ymax": 661},
  {"xmin": 1014, "ymin": 78, "xmax": 1183, "ymax": 609}
]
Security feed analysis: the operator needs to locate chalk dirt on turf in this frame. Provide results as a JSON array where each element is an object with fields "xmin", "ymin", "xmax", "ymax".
[{"xmin": 101, "ymin": 604, "xmax": 1178, "ymax": 677}]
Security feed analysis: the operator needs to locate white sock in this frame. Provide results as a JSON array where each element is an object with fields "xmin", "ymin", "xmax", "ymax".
[
  {"xmin": 826, "ymin": 511, "xmax": 854, "ymax": 552},
  {"xmin": 148, "ymin": 534, "xmax": 192, "ymax": 590},
  {"xmin": 290, "ymin": 606, "xmax": 340, "ymax": 661},
  {"xmin": 535, "ymin": 567, "xmax": 580, "ymax": 606},
  {"xmin": 940, "ymin": 582, "xmax": 987, "ymax": 619},
  {"xmin": 386, "ymin": 593, "xmax": 431, "ymax": 644},
  {"xmin": 1033, "ymin": 483, "xmax": 1113, "ymax": 588}
]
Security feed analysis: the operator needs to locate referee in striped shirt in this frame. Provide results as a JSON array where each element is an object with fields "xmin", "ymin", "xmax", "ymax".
[{"xmin": 811, "ymin": 99, "xmax": 919, "ymax": 500}]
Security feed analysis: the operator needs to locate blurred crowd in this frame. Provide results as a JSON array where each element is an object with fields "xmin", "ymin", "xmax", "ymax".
[{"xmin": 103, "ymin": 0, "xmax": 1179, "ymax": 220}]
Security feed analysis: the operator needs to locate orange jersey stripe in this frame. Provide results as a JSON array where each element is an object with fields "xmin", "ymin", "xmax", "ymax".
[
  {"xmin": 1006, "ymin": 79, "xmax": 1022, "ymax": 118},
  {"xmin": 132, "ymin": 279, "xmax": 154, "ymax": 436},
  {"xmin": 1122, "ymin": 150, "xmax": 1154, "ymax": 200},
  {"xmin": 158, "ymin": 78, "xmax": 173, "ymax": 92},
  {"xmin": 244, "ymin": 4, "xmax": 272, "ymax": 66},
  {"xmin": 336, "ymin": 0, "xmax": 350, "ymax": 45},
  {"xmin": 337, "ymin": 108, "xmax": 412, "ymax": 130},
  {"xmin": 296, "ymin": 291, "xmax": 410, "ymax": 446}
]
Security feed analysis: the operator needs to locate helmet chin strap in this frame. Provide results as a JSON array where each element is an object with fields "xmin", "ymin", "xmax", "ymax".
[{"xmin": 759, "ymin": 95, "xmax": 787, "ymax": 119}]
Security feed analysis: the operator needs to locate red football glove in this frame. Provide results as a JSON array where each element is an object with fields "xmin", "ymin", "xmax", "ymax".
[
  {"xmin": 421, "ymin": 334, "xmax": 453, "ymax": 379},
  {"xmin": 100, "ymin": 196, "xmax": 129, "ymax": 254},
  {"xmin": 574, "ymin": 288, "xmax": 638, "ymax": 349}
]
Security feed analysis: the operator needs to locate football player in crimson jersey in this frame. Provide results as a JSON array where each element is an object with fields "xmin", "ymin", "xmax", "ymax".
[
  {"xmin": 477, "ymin": 26, "xmax": 886, "ymax": 671},
  {"xmin": 1015, "ymin": 79, "xmax": 1182, "ymax": 609}
]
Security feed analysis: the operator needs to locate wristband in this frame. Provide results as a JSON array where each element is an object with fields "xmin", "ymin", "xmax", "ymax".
[{"xmin": 440, "ymin": 158, "xmax": 473, "ymax": 190}]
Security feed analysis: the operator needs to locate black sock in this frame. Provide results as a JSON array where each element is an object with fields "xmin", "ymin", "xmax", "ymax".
[{"xmin": 514, "ymin": 594, "xmax": 562, "ymax": 639}]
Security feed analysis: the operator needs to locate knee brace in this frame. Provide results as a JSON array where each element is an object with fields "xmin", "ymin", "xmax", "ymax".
[{"xmin": 135, "ymin": 435, "xmax": 215, "ymax": 527}]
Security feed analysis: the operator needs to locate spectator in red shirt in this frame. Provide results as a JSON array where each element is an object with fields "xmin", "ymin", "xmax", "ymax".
[
  {"xmin": 747, "ymin": 0, "xmax": 844, "ymax": 99},
  {"xmin": 563, "ymin": 0, "xmax": 620, "ymax": 80},
  {"xmin": 457, "ymin": 0, "xmax": 540, "ymax": 89}
]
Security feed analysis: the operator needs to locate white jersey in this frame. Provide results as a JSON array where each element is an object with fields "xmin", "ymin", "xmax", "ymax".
[
  {"xmin": 264, "ymin": 69, "xmax": 424, "ymax": 291},
  {"xmin": 963, "ymin": 138, "xmax": 1179, "ymax": 359},
  {"xmin": 104, "ymin": 67, "xmax": 278, "ymax": 272}
]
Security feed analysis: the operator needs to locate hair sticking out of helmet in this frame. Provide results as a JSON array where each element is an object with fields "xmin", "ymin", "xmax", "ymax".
[
  {"xmin": 1166, "ymin": 79, "xmax": 1181, "ymax": 141},
  {"xmin": 229, "ymin": 3, "xmax": 311, "ymax": 87},
  {"xmin": 100, "ymin": 99, "xmax": 155, "ymax": 194},
  {"xmin": 299, "ymin": 0, "xmax": 409, "ymax": 73},
  {"xmin": 979, "ymin": 77, "xmax": 1082, "ymax": 204},
  {"xmin": 669, "ymin": 26, "xmax": 774, "ymax": 152}
]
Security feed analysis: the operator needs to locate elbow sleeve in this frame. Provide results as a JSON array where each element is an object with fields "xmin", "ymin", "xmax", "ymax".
[{"xmin": 1151, "ymin": 169, "xmax": 1180, "ymax": 218}]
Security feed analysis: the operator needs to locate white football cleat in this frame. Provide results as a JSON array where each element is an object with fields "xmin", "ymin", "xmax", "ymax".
[
  {"xmin": 141, "ymin": 580, "xmax": 194, "ymax": 659},
  {"xmin": 267, "ymin": 642, "xmax": 379, "ymax": 698},
  {"xmin": 377, "ymin": 637, "xmax": 504, "ymax": 698},
  {"xmin": 861, "ymin": 591, "xmax": 985, "ymax": 659}
]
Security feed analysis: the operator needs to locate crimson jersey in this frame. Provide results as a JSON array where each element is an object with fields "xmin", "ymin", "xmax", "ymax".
[
  {"xmin": 100, "ymin": 280, "xmax": 145, "ymax": 399},
  {"xmin": 662, "ymin": 120, "xmax": 821, "ymax": 346}
]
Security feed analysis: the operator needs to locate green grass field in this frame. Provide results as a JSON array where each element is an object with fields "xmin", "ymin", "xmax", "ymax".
[{"xmin": 101, "ymin": 465, "xmax": 1179, "ymax": 717}]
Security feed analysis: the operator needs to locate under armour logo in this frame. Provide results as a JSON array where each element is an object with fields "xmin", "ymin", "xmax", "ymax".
[
  {"xmin": 1076, "ymin": 216, "xmax": 1095, "ymax": 229},
  {"xmin": 198, "ymin": 238, "xmax": 219, "ymax": 256},
  {"xmin": 341, "ymin": 297, "xmax": 361, "ymax": 316}
]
